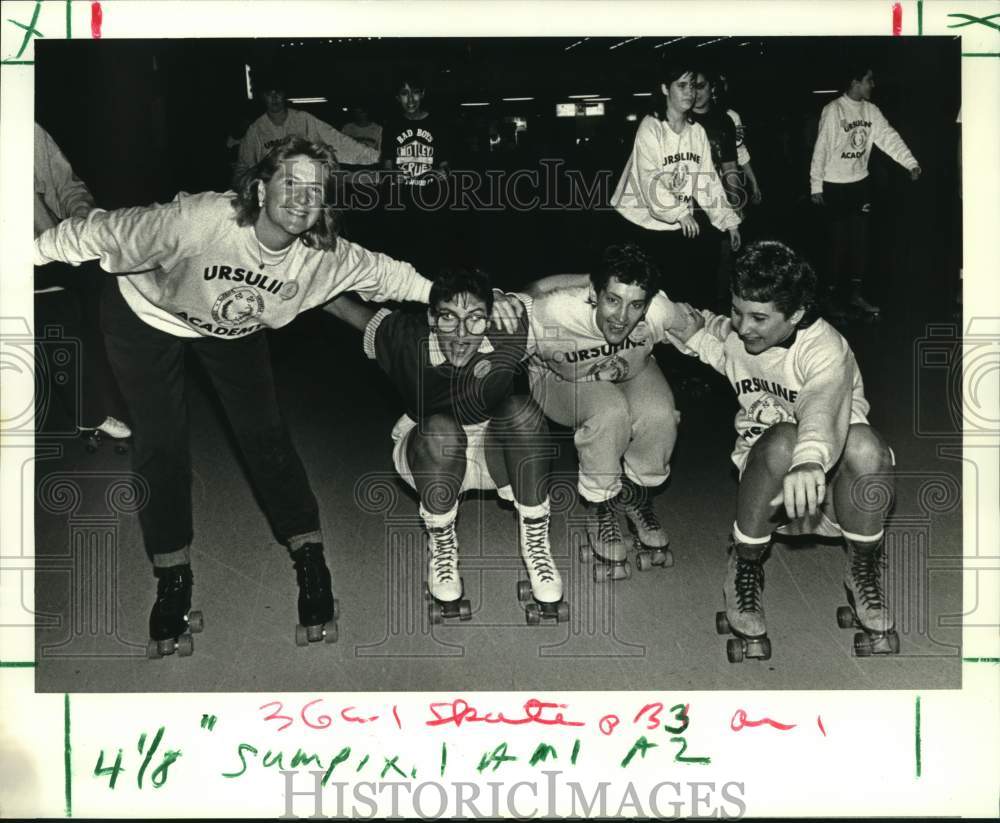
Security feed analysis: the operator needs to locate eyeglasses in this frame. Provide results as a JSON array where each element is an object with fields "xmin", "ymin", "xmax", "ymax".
[{"xmin": 433, "ymin": 312, "xmax": 489, "ymax": 335}]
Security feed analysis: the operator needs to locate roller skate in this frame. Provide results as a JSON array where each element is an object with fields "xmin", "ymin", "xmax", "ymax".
[
  {"xmin": 837, "ymin": 539, "xmax": 899, "ymax": 656},
  {"xmin": 424, "ymin": 519, "xmax": 471, "ymax": 624},
  {"xmin": 848, "ymin": 283, "xmax": 881, "ymax": 322},
  {"xmin": 80, "ymin": 416, "xmax": 131, "ymax": 454},
  {"xmin": 716, "ymin": 540, "xmax": 771, "ymax": 663},
  {"xmin": 620, "ymin": 479, "xmax": 673, "ymax": 572},
  {"xmin": 147, "ymin": 564, "xmax": 203, "ymax": 659},
  {"xmin": 580, "ymin": 499, "xmax": 631, "ymax": 582},
  {"xmin": 516, "ymin": 504, "xmax": 568, "ymax": 625},
  {"xmin": 290, "ymin": 543, "xmax": 339, "ymax": 646}
]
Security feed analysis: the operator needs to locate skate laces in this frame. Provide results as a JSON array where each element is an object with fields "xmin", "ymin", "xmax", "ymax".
[
  {"xmin": 155, "ymin": 566, "xmax": 191, "ymax": 610},
  {"xmin": 850, "ymin": 546, "xmax": 886, "ymax": 610},
  {"xmin": 734, "ymin": 557, "xmax": 764, "ymax": 613},
  {"xmin": 522, "ymin": 517, "xmax": 555, "ymax": 582},
  {"xmin": 630, "ymin": 497, "xmax": 659, "ymax": 531},
  {"xmin": 428, "ymin": 525, "xmax": 458, "ymax": 582},
  {"xmin": 293, "ymin": 545, "xmax": 330, "ymax": 595},
  {"xmin": 597, "ymin": 504, "xmax": 622, "ymax": 544}
]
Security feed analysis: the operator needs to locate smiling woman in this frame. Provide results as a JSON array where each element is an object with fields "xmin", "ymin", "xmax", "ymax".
[{"xmin": 32, "ymin": 135, "xmax": 436, "ymax": 658}]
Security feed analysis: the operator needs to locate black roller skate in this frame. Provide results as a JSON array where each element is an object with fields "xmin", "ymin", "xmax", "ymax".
[
  {"xmin": 516, "ymin": 509, "xmax": 568, "ymax": 625},
  {"xmin": 716, "ymin": 540, "xmax": 771, "ymax": 663},
  {"xmin": 579, "ymin": 500, "xmax": 631, "ymax": 582},
  {"xmin": 81, "ymin": 416, "xmax": 131, "ymax": 455},
  {"xmin": 147, "ymin": 564, "xmax": 203, "ymax": 659},
  {"xmin": 837, "ymin": 539, "xmax": 899, "ymax": 656},
  {"xmin": 425, "ymin": 521, "xmax": 471, "ymax": 624},
  {"xmin": 291, "ymin": 543, "xmax": 339, "ymax": 646},
  {"xmin": 620, "ymin": 480, "xmax": 673, "ymax": 572}
]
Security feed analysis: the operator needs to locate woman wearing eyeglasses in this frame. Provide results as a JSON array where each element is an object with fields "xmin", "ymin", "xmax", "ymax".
[{"xmin": 326, "ymin": 268, "xmax": 566, "ymax": 625}]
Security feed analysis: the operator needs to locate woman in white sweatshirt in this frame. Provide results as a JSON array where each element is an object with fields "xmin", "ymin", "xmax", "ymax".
[
  {"xmin": 34, "ymin": 137, "xmax": 437, "ymax": 656},
  {"xmin": 810, "ymin": 64, "xmax": 921, "ymax": 316},
  {"xmin": 612, "ymin": 61, "xmax": 741, "ymax": 307}
]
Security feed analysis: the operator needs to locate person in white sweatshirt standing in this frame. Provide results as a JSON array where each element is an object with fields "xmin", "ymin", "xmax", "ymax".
[
  {"xmin": 810, "ymin": 65, "xmax": 921, "ymax": 317},
  {"xmin": 672, "ymin": 240, "xmax": 899, "ymax": 662},
  {"xmin": 612, "ymin": 60, "xmax": 741, "ymax": 308},
  {"xmin": 34, "ymin": 137, "xmax": 438, "ymax": 658}
]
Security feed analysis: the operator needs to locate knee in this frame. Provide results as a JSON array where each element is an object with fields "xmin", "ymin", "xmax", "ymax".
[
  {"xmin": 582, "ymin": 394, "xmax": 631, "ymax": 440},
  {"xmin": 494, "ymin": 395, "xmax": 547, "ymax": 435},
  {"xmin": 843, "ymin": 424, "xmax": 893, "ymax": 474},
  {"xmin": 751, "ymin": 422, "xmax": 798, "ymax": 477},
  {"xmin": 635, "ymin": 402, "xmax": 679, "ymax": 439},
  {"xmin": 411, "ymin": 414, "xmax": 466, "ymax": 467}
]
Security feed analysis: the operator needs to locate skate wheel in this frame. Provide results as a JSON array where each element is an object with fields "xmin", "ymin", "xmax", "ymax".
[
  {"xmin": 836, "ymin": 606, "xmax": 856, "ymax": 629},
  {"xmin": 516, "ymin": 580, "xmax": 531, "ymax": 603},
  {"xmin": 306, "ymin": 624, "xmax": 323, "ymax": 643},
  {"xmin": 556, "ymin": 601, "xmax": 570, "ymax": 623},
  {"xmin": 428, "ymin": 602, "xmax": 443, "ymax": 625},
  {"xmin": 525, "ymin": 604, "xmax": 541, "ymax": 626},
  {"xmin": 323, "ymin": 622, "xmax": 339, "ymax": 644},
  {"xmin": 146, "ymin": 639, "xmax": 163, "ymax": 660},
  {"xmin": 750, "ymin": 636, "xmax": 772, "ymax": 661},
  {"xmin": 295, "ymin": 624, "xmax": 309, "ymax": 647},
  {"xmin": 176, "ymin": 634, "xmax": 194, "ymax": 657},
  {"xmin": 114, "ymin": 442, "xmax": 129, "ymax": 454},
  {"xmin": 85, "ymin": 441, "xmax": 98, "ymax": 454},
  {"xmin": 853, "ymin": 632, "xmax": 873, "ymax": 657},
  {"xmin": 617, "ymin": 561, "xmax": 632, "ymax": 581},
  {"xmin": 726, "ymin": 638, "xmax": 744, "ymax": 664},
  {"xmin": 636, "ymin": 552, "xmax": 652, "ymax": 572},
  {"xmin": 715, "ymin": 611, "xmax": 731, "ymax": 635},
  {"xmin": 458, "ymin": 599, "xmax": 472, "ymax": 621},
  {"xmin": 332, "ymin": 599, "xmax": 340, "ymax": 621},
  {"xmin": 187, "ymin": 610, "xmax": 204, "ymax": 634},
  {"xmin": 887, "ymin": 631, "xmax": 900, "ymax": 654},
  {"xmin": 656, "ymin": 549, "xmax": 674, "ymax": 568},
  {"xmin": 578, "ymin": 544, "xmax": 591, "ymax": 564}
]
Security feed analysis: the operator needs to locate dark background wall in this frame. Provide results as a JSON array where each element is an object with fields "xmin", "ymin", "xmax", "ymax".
[{"xmin": 34, "ymin": 35, "xmax": 961, "ymax": 304}]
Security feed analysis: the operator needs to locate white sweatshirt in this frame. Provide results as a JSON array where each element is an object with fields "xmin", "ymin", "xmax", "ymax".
[
  {"xmin": 810, "ymin": 95, "xmax": 919, "ymax": 193},
  {"xmin": 34, "ymin": 191, "xmax": 431, "ymax": 339},
  {"xmin": 236, "ymin": 108, "xmax": 380, "ymax": 176},
  {"xmin": 525, "ymin": 285, "xmax": 683, "ymax": 384},
  {"xmin": 684, "ymin": 314, "xmax": 870, "ymax": 471},
  {"xmin": 34, "ymin": 123, "xmax": 95, "ymax": 236},
  {"xmin": 613, "ymin": 115, "xmax": 741, "ymax": 233}
]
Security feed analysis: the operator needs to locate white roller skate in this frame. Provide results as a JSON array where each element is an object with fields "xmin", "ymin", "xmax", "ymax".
[
  {"xmin": 838, "ymin": 539, "xmax": 899, "ymax": 656},
  {"xmin": 81, "ymin": 415, "xmax": 132, "ymax": 454},
  {"xmin": 579, "ymin": 499, "xmax": 631, "ymax": 582},
  {"xmin": 424, "ymin": 515, "xmax": 470, "ymax": 623},
  {"xmin": 716, "ymin": 541, "xmax": 771, "ymax": 663},
  {"xmin": 620, "ymin": 480, "xmax": 673, "ymax": 572},
  {"xmin": 516, "ymin": 505, "xmax": 568, "ymax": 625}
]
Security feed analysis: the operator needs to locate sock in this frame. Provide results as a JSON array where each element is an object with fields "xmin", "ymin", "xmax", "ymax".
[
  {"xmin": 420, "ymin": 502, "xmax": 458, "ymax": 530},
  {"xmin": 514, "ymin": 498, "xmax": 550, "ymax": 522},
  {"xmin": 287, "ymin": 531, "xmax": 324, "ymax": 553},
  {"xmin": 152, "ymin": 546, "xmax": 191, "ymax": 569}
]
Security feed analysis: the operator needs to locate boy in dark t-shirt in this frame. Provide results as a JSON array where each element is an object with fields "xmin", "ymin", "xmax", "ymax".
[
  {"xmin": 379, "ymin": 71, "xmax": 454, "ymax": 272},
  {"xmin": 326, "ymin": 269, "xmax": 566, "ymax": 623}
]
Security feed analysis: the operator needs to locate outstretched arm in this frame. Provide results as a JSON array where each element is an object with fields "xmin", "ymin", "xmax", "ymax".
[
  {"xmin": 523, "ymin": 273, "xmax": 589, "ymax": 297},
  {"xmin": 322, "ymin": 293, "xmax": 378, "ymax": 332}
]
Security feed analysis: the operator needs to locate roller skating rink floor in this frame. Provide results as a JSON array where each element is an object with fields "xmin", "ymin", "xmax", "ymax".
[{"xmin": 33, "ymin": 299, "xmax": 964, "ymax": 693}]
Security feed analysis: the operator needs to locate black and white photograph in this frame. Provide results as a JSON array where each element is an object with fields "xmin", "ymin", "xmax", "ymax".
[{"xmin": 25, "ymin": 31, "xmax": 968, "ymax": 694}]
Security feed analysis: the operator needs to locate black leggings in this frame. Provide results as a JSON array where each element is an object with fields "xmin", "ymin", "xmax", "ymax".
[
  {"xmin": 100, "ymin": 280, "xmax": 320, "ymax": 562},
  {"xmin": 822, "ymin": 178, "xmax": 872, "ymax": 295}
]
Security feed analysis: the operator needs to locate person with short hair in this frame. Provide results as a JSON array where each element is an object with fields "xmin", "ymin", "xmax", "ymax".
[
  {"xmin": 671, "ymin": 240, "xmax": 898, "ymax": 661},
  {"xmin": 341, "ymin": 104, "xmax": 383, "ymax": 158},
  {"xmin": 523, "ymin": 244, "xmax": 696, "ymax": 579},
  {"xmin": 326, "ymin": 269, "xmax": 565, "ymax": 623},
  {"xmin": 235, "ymin": 73, "xmax": 379, "ymax": 184},
  {"xmin": 810, "ymin": 63, "xmax": 921, "ymax": 317}
]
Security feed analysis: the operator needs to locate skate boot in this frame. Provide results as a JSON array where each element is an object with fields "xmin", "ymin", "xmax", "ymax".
[
  {"xmin": 81, "ymin": 416, "xmax": 132, "ymax": 454},
  {"xmin": 290, "ymin": 543, "xmax": 338, "ymax": 646},
  {"xmin": 838, "ymin": 539, "xmax": 899, "ymax": 656},
  {"xmin": 580, "ymin": 499, "xmax": 631, "ymax": 582},
  {"xmin": 424, "ymin": 516, "xmax": 471, "ymax": 624},
  {"xmin": 147, "ymin": 564, "xmax": 203, "ymax": 659},
  {"xmin": 716, "ymin": 540, "xmax": 771, "ymax": 663},
  {"xmin": 848, "ymin": 283, "xmax": 881, "ymax": 321},
  {"xmin": 515, "ymin": 502, "xmax": 568, "ymax": 625},
  {"xmin": 620, "ymin": 479, "xmax": 673, "ymax": 572}
]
